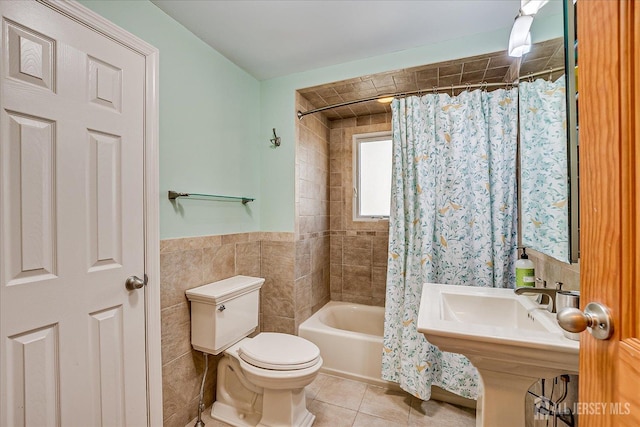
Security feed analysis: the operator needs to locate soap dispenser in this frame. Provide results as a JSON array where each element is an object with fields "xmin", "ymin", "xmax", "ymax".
[{"xmin": 515, "ymin": 247, "xmax": 535, "ymax": 288}]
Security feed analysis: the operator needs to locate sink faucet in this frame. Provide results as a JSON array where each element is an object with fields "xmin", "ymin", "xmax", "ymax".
[{"xmin": 514, "ymin": 282, "xmax": 563, "ymax": 313}]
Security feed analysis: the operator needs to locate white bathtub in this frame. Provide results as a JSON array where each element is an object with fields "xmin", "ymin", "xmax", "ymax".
[
  {"xmin": 299, "ymin": 301, "xmax": 385, "ymax": 386},
  {"xmin": 298, "ymin": 301, "xmax": 475, "ymax": 408}
]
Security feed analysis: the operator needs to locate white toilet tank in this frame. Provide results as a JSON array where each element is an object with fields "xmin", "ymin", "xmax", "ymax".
[{"xmin": 186, "ymin": 275, "xmax": 265, "ymax": 354}]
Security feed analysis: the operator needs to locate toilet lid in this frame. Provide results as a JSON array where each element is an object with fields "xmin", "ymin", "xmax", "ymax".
[{"xmin": 238, "ymin": 333, "xmax": 321, "ymax": 370}]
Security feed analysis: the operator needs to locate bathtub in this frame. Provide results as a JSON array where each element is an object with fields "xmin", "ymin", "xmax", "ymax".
[{"xmin": 298, "ymin": 301, "xmax": 475, "ymax": 409}]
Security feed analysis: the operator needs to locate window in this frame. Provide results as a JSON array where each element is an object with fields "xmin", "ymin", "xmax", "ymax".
[{"xmin": 353, "ymin": 132, "xmax": 392, "ymax": 220}]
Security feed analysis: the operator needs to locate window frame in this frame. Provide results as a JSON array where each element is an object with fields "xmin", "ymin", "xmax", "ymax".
[{"xmin": 352, "ymin": 131, "xmax": 393, "ymax": 221}]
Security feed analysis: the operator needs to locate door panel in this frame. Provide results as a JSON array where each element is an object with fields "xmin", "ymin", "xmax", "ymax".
[
  {"xmin": 6, "ymin": 19, "xmax": 55, "ymax": 91},
  {"xmin": 6, "ymin": 324, "xmax": 60, "ymax": 427},
  {"xmin": 579, "ymin": 1, "xmax": 640, "ymax": 425},
  {"xmin": 88, "ymin": 129, "xmax": 123, "ymax": 270},
  {"xmin": 618, "ymin": 341, "xmax": 640, "ymax": 425},
  {"xmin": 5, "ymin": 111, "xmax": 57, "ymax": 285},
  {"xmin": 0, "ymin": 1, "xmax": 148, "ymax": 425},
  {"xmin": 89, "ymin": 306, "xmax": 126, "ymax": 426}
]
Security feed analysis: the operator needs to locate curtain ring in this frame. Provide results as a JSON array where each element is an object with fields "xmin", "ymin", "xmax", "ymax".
[
  {"xmin": 433, "ymin": 86, "xmax": 438, "ymax": 94},
  {"xmin": 465, "ymin": 83, "xmax": 471, "ymax": 93},
  {"xmin": 450, "ymin": 84, "xmax": 454, "ymax": 96},
  {"xmin": 548, "ymin": 68, "xmax": 553, "ymax": 81}
]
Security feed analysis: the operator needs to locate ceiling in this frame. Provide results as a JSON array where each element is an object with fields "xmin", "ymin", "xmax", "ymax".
[{"xmin": 151, "ymin": 0, "xmax": 563, "ymax": 81}]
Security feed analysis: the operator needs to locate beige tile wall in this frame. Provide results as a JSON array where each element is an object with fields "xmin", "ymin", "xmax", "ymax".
[
  {"xmin": 294, "ymin": 93, "xmax": 331, "ymax": 327},
  {"xmin": 527, "ymin": 249, "xmax": 580, "ymax": 291},
  {"xmin": 261, "ymin": 238, "xmax": 296, "ymax": 333},
  {"xmin": 159, "ymin": 231, "xmax": 294, "ymax": 427},
  {"xmin": 328, "ymin": 113, "xmax": 392, "ymax": 306}
]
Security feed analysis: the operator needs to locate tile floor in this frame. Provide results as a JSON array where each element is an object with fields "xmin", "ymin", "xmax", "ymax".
[{"xmin": 186, "ymin": 373, "xmax": 476, "ymax": 427}]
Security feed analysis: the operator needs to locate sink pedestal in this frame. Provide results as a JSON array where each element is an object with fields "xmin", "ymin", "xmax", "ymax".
[{"xmin": 475, "ymin": 369, "xmax": 539, "ymax": 427}]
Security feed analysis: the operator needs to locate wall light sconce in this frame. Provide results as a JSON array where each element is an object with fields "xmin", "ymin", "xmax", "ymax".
[
  {"xmin": 508, "ymin": 0, "xmax": 549, "ymax": 58},
  {"xmin": 508, "ymin": 15, "xmax": 534, "ymax": 57},
  {"xmin": 377, "ymin": 96, "xmax": 394, "ymax": 104},
  {"xmin": 521, "ymin": 0, "xmax": 549, "ymax": 16}
]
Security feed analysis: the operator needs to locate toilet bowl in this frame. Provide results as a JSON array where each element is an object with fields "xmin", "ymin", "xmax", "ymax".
[
  {"xmin": 214, "ymin": 333, "xmax": 322, "ymax": 426},
  {"xmin": 186, "ymin": 276, "xmax": 323, "ymax": 427}
]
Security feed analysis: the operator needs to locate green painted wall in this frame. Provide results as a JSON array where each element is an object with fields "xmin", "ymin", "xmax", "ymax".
[
  {"xmin": 80, "ymin": 1, "xmax": 563, "ymax": 236},
  {"xmin": 79, "ymin": 0, "xmax": 262, "ymax": 239},
  {"xmin": 259, "ymin": 13, "xmax": 564, "ymax": 231}
]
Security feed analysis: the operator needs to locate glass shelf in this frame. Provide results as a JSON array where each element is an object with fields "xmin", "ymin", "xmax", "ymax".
[{"xmin": 168, "ymin": 191, "xmax": 254, "ymax": 204}]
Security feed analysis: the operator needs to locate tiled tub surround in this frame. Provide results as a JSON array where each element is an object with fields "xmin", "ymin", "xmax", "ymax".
[
  {"xmin": 329, "ymin": 114, "xmax": 392, "ymax": 307},
  {"xmin": 295, "ymin": 93, "xmax": 332, "ymax": 328},
  {"xmin": 160, "ymin": 232, "xmax": 294, "ymax": 427},
  {"xmin": 324, "ymin": 110, "xmax": 580, "ymax": 303}
]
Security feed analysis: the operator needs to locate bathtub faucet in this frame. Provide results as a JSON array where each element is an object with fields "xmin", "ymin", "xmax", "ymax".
[{"xmin": 514, "ymin": 282, "xmax": 563, "ymax": 313}]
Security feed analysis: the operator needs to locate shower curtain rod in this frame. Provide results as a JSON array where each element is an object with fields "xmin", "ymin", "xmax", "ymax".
[{"xmin": 297, "ymin": 66, "xmax": 565, "ymax": 119}]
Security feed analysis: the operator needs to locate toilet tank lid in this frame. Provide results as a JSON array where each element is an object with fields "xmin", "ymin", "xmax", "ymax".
[{"xmin": 185, "ymin": 275, "xmax": 265, "ymax": 304}]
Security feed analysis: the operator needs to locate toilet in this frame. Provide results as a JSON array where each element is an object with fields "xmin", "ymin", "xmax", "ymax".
[{"xmin": 186, "ymin": 275, "xmax": 323, "ymax": 427}]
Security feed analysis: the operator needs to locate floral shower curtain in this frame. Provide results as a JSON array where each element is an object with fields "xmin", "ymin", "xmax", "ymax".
[
  {"xmin": 382, "ymin": 88, "xmax": 519, "ymax": 400},
  {"xmin": 519, "ymin": 77, "xmax": 569, "ymax": 262}
]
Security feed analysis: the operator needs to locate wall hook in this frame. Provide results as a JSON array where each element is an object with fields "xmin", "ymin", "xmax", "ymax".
[{"xmin": 270, "ymin": 128, "xmax": 281, "ymax": 148}]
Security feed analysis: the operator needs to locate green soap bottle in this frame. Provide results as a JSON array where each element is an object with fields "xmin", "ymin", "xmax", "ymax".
[{"xmin": 515, "ymin": 247, "xmax": 535, "ymax": 287}]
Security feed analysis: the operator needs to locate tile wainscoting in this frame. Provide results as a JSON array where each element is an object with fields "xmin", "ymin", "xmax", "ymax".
[{"xmin": 160, "ymin": 232, "xmax": 293, "ymax": 426}]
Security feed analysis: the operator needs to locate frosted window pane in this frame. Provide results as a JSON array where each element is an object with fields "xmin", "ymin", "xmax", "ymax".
[{"xmin": 360, "ymin": 140, "xmax": 391, "ymax": 217}]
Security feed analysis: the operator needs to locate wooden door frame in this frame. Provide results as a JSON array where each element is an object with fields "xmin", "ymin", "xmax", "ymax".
[{"xmin": 33, "ymin": 1, "xmax": 162, "ymax": 425}]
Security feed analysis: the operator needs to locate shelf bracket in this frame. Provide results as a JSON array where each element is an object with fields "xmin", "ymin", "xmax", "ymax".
[{"xmin": 168, "ymin": 190, "xmax": 255, "ymax": 204}]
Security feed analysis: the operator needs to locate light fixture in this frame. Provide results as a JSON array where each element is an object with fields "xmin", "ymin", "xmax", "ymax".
[
  {"xmin": 520, "ymin": 0, "xmax": 549, "ymax": 16},
  {"xmin": 377, "ymin": 96, "xmax": 394, "ymax": 104},
  {"xmin": 508, "ymin": 15, "xmax": 533, "ymax": 57}
]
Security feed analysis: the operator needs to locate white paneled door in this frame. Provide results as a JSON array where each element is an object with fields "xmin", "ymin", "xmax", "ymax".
[{"xmin": 0, "ymin": 1, "xmax": 149, "ymax": 426}]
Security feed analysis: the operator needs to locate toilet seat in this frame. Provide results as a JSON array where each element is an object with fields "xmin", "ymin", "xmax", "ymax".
[{"xmin": 238, "ymin": 333, "xmax": 321, "ymax": 370}]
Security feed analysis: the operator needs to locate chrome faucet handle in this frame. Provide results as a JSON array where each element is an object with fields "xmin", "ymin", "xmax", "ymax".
[
  {"xmin": 535, "ymin": 277, "xmax": 546, "ymax": 288},
  {"xmin": 514, "ymin": 287, "xmax": 559, "ymax": 313},
  {"xmin": 554, "ymin": 282, "xmax": 564, "ymax": 290},
  {"xmin": 538, "ymin": 293, "xmax": 552, "ymax": 308}
]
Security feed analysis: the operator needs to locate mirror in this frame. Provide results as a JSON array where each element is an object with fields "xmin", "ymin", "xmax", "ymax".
[{"xmin": 519, "ymin": 0, "xmax": 579, "ymax": 264}]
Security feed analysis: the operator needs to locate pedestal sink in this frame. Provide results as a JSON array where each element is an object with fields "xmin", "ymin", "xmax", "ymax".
[{"xmin": 417, "ymin": 283, "xmax": 579, "ymax": 427}]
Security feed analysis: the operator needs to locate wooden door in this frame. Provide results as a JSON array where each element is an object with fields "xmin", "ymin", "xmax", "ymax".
[
  {"xmin": 579, "ymin": 1, "xmax": 640, "ymax": 425},
  {"xmin": 0, "ymin": 1, "xmax": 148, "ymax": 425}
]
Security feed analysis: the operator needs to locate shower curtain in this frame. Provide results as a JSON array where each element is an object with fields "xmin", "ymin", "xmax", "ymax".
[
  {"xmin": 381, "ymin": 88, "xmax": 518, "ymax": 400},
  {"xmin": 519, "ymin": 77, "xmax": 569, "ymax": 262}
]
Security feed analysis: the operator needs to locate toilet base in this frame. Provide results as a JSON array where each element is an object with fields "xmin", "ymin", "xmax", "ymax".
[
  {"xmin": 211, "ymin": 390, "xmax": 316, "ymax": 427},
  {"xmin": 259, "ymin": 388, "xmax": 315, "ymax": 427},
  {"xmin": 211, "ymin": 344, "xmax": 319, "ymax": 427},
  {"xmin": 211, "ymin": 401, "xmax": 262, "ymax": 427}
]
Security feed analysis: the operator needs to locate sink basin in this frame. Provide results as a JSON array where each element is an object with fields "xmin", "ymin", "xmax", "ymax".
[
  {"xmin": 442, "ymin": 292, "xmax": 550, "ymax": 332},
  {"xmin": 417, "ymin": 283, "xmax": 579, "ymax": 427}
]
